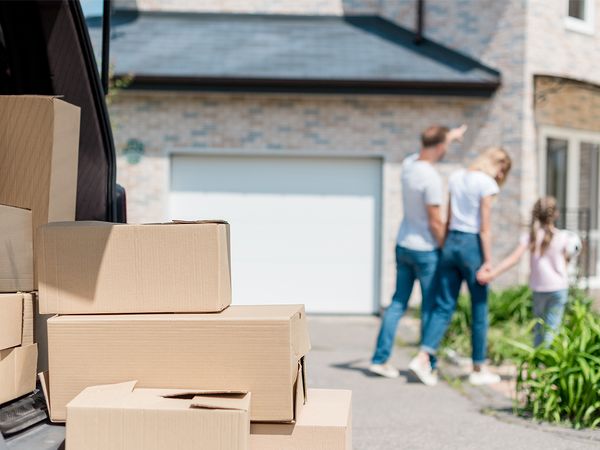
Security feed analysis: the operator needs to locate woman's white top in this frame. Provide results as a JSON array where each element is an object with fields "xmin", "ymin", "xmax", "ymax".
[{"xmin": 448, "ymin": 169, "xmax": 499, "ymax": 234}]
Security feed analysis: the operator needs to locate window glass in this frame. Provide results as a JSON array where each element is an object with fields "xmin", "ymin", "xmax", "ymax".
[
  {"xmin": 546, "ymin": 138, "xmax": 568, "ymax": 229},
  {"xmin": 569, "ymin": 0, "xmax": 586, "ymax": 19}
]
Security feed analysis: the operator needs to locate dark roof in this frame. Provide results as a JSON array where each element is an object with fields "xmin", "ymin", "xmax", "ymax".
[{"xmin": 88, "ymin": 11, "xmax": 501, "ymax": 96}]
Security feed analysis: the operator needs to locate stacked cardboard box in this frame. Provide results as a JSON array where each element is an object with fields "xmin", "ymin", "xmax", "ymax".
[
  {"xmin": 40, "ymin": 219, "xmax": 351, "ymax": 448},
  {"xmin": 0, "ymin": 96, "xmax": 81, "ymax": 405}
]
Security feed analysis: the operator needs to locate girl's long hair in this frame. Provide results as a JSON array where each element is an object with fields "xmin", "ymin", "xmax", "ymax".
[
  {"xmin": 469, "ymin": 147, "xmax": 512, "ymax": 186},
  {"xmin": 530, "ymin": 197, "xmax": 558, "ymax": 255}
]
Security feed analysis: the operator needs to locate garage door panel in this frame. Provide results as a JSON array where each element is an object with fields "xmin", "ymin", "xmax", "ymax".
[{"xmin": 169, "ymin": 154, "xmax": 381, "ymax": 313}]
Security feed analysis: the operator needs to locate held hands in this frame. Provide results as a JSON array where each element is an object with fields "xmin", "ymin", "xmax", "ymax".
[{"xmin": 476, "ymin": 263, "xmax": 494, "ymax": 285}]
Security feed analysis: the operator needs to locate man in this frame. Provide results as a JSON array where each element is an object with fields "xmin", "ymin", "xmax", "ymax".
[{"xmin": 369, "ymin": 124, "xmax": 467, "ymax": 379}]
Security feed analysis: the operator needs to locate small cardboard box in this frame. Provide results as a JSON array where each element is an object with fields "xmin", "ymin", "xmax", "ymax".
[
  {"xmin": 0, "ymin": 344, "xmax": 38, "ymax": 405},
  {"xmin": 251, "ymin": 389, "xmax": 352, "ymax": 450},
  {"xmin": 47, "ymin": 305, "xmax": 310, "ymax": 422},
  {"xmin": 0, "ymin": 294, "xmax": 23, "ymax": 351},
  {"xmin": 0, "ymin": 205, "xmax": 33, "ymax": 292},
  {"xmin": 0, "ymin": 96, "xmax": 80, "ymax": 281},
  {"xmin": 38, "ymin": 220, "xmax": 231, "ymax": 314},
  {"xmin": 66, "ymin": 381, "xmax": 250, "ymax": 450}
]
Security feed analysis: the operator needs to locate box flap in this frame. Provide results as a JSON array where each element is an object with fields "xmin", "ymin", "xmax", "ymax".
[
  {"xmin": 0, "ymin": 293, "xmax": 24, "ymax": 351},
  {"xmin": 0, "ymin": 205, "xmax": 33, "ymax": 292},
  {"xmin": 190, "ymin": 393, "xmax": 250, "ymax": 412}
]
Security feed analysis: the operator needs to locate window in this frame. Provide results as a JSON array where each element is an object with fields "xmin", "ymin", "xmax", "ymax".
[
  {"xmin": 539, "ymin": 127, "xmax": 600, "ymax": 284},
  {"xmin": 565, "ymin": 0, "xmax": 595, "ymax": 34}
]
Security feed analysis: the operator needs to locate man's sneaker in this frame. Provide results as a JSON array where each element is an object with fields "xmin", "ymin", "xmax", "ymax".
[
  {"xmin": 368, "ymin": 363, "xmax": 400, "ymax": 379},
  {"xmin": 408, "ymin": 356, "xmax": 438, "ymax": 386},
  {"xmin": 468, "ymin": 370, "xmax": 501, "ymax": 385}
]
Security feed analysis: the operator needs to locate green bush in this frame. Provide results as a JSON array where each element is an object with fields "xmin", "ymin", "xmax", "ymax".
[{"xmin": 514, "ymin": 300, "xmax": 600, "ymax": 429}]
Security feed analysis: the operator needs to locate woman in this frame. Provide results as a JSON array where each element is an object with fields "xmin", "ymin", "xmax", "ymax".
[{"xmin": 409, "ymin": 147, "xmax": 512, "ymax": 386}]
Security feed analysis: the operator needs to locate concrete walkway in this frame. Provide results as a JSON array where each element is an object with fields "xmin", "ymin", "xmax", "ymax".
[{"xmin": 307, "ymin": 315, "xmax": 600, "ymax": 450}]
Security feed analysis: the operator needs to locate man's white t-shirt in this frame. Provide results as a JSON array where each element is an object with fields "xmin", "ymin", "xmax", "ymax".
[
  {"xmin": 448, "ymin": 169, "xmax": 499, "ymax": 234},
  {"xmin": 396, "ymin": 154, "xmax": 443, "ymax": 251}
]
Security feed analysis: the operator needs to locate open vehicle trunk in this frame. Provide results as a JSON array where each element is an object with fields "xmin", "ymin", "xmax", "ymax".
[{"xmin": 0, "ymin": 0, "xmax": 117, "ymax": 222}]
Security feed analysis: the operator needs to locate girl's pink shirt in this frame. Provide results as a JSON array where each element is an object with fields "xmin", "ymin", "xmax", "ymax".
[{"xmin": 520, "ymin": 229, "xmax": 569, "ymax": 293}]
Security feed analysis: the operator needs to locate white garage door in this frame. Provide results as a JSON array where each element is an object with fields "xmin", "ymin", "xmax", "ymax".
[{"xmin": 169, "ymin": 154, "xmax": 382, "ymax": 313}]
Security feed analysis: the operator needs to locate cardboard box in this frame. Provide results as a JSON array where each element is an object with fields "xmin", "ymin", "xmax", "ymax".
[
  {"xmin": 47, "ymin": 305, "xmax": 310, "ymax": 422},
  {"xmin": 0, "ymin": 294, "xmax": 23, "ymax": 351},
  {"xmin": 0, "ymin": 344, "xmax": 38, "ymax": 405},
  {"xmin": 0, "ymin": 96, "xmax": 79, "ymax": 252},
  {"xmin": 38, "ymin": 220, "xmax": 232, "ymax": 314},
  {"xmin": 66, "ymin": 381, "xmax": 250, "ymax": 450},
  {"xmin": 0, "ymin": 205, "xmax": 33, "ymax": 292},
  {"xmin": 251, "ymin": 389, "xmax": 352, "ymax": 450},
  {"xmin": 22, "ymin": 293, "xmax": 34, "ymax": 346},
  {"xmin": 0, "ymin": 293, "xmax": 34, "ymax": 351}
]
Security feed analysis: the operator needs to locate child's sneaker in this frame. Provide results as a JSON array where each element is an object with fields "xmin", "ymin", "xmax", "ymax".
[
  {"xmin": 468, "ymin": 370, "xmax": 501, "ymax": 385},
  {"xmin": 368, "ymin": 363, "xmax": 400, "ymax": 379}
]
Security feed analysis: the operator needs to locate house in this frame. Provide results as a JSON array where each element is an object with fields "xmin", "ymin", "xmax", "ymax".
[{"xmin": 93, "ymin": 0, "xmax": 600, "ymax": 313}]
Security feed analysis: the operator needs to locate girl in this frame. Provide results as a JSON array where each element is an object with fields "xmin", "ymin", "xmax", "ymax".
[
  {"xmin": 409, "ymin": 147, "xmax": 512, "ymax": 386},
  {"xmin": 476, "ymin": 197, "xmax": 570, "ymax": 347}
]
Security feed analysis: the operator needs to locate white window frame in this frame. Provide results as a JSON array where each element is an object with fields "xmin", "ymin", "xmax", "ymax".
[
  {"xmin": 565, "ymin": 0, "xmax": 596, "ymax": 35},
  {"xmin": 539, "ymin": 125, "xmax": 600, "ymax": 286}
]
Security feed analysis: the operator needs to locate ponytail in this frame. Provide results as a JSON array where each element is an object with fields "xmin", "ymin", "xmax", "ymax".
[{"xmin": 530, "ymin": 197, "xmax": 558, "ymax": 255}]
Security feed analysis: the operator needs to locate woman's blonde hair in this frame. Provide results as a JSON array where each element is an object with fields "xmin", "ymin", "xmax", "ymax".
[
  {"xmin": 530, "ymin": 197, "xmax": 558, "ymax": 255},
  {"xmin": 469, "ymin": 147, "xmax": 512, "ymax": 186}
]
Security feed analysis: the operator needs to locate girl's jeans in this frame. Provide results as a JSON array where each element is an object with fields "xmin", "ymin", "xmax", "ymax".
[
  {"xmin": 421, "ymin": 230, "xmax": 489, "ymax": 365},
  {"xmin": 533, "ymin": 289, "xmax": 568, "ymax": 347}
]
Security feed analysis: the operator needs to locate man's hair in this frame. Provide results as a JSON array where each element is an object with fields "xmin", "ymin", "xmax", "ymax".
[{"xmin": 421, "ymin": 125, "xmax": 449, "ymax": 148}]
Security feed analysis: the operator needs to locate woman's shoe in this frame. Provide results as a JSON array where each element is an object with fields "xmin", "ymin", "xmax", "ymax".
[{"xmin": 408, "ymin": 356, "xmax": 438, "ymax": 386}]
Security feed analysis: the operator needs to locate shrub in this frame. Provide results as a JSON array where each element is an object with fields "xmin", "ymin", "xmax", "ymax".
[{"xmin": 514, "ymin": 300, "xmax": 600, "ymax": 429}]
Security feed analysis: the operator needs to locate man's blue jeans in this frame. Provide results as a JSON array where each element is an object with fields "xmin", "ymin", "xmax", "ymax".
[
  {"xmin": 533, "ymin": 289, "xmax": 568, "ymax": 347},
  {"xmin": 421, "ymin": 231, "xmax": 489, "ymax": 365},
  {"xmin": 372, "ymin": 245, "xmax": 439, "ymax": 364}
]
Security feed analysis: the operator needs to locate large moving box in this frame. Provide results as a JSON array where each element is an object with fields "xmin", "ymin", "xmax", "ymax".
[
  {"xmin": 47, "ymin": 305, "xmax": 310, "ymax": 422},
  {"xmin": 251, "ymin": 389, "xmax": 352, "ymax": 450},
  {"xmin": 0, "ymin": 344, "xmax": 37, "ymax": 405},
  {"xmin": 0, "ymin": 96, "xmax": 80, "ymax": 249},
  {"xmin": 67, "ymin": 381, "xmax": 250, "ymax": 450},
  {"xmin": 38, "ymin": 221, "xmax": 231, "ymax": 314},
  {"xmin": 0, "ymin": 293, "xmax": 34, "ymax": 351},
  {"xmin": 0, "ymin": 205, "xmax": 33, "ymax": 292}
]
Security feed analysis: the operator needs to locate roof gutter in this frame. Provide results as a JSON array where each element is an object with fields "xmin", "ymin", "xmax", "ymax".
[{"xmin": 120, "ymin": 74, "xmax": 500, "ymax": 97}]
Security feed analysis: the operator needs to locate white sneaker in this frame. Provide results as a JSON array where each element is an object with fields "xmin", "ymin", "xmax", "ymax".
[
  {"xmin": 469, "ymin": 370, "xmax": 501, "ymax": 386},
  {"xmin": 408, "ymin": 356, "xmax": 438, "ymax": 386},
  {"xmin": 368, "ymin": 363, "xmax": 400, "ymax": 379}
]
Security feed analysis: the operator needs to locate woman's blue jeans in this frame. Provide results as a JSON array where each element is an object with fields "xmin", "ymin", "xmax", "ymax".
[
  {"xmin": 421, "ymin": 231, "xmax": 489, "ymax": 365},
  {"xmin": 372, "ymin": 245, "xmax": 439, "ymax": 365}
]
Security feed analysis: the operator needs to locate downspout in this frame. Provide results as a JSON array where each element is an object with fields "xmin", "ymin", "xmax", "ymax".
[{"xmin": 414, "ymin": 0, "xmax": 425, "ymax": 44}]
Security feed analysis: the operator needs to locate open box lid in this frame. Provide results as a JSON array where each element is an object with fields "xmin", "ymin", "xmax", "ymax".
[{"xmin": 66, "ymin": 380, "xmax": 250, "ymax": 412}]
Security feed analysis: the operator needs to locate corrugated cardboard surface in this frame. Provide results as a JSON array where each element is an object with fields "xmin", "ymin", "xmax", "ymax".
[
  {"xmin": 0, "ymin": 344, "xmax": 38, "ymax": 405},
  {"xmin": 0, "ymin": 205, "xmax": 33, "ymax": 292},
  {"xmin": 0, "ymin": 96, "xmax": 79, "ymax": 278},
  {"xmin": 48, "ymin": 305, "xmax": 310, "ymax": 422},
  {"xmin": 0, "ymin": 294, "xmax": 23, "ymax": 351},
  {"xmin": 251, "ymin": 389, "xmax": 352, "ymax": 450},
  {"xmin": 22, "ymin": 293, "xmax": 34, "ymax": 346},
  {"xmin": 67, "ymin": 381, "xmax": 250, "ymax": 450},
  {"xmin": 38, "ymin": 221, "xmax": 232, "ymax": 314}
]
